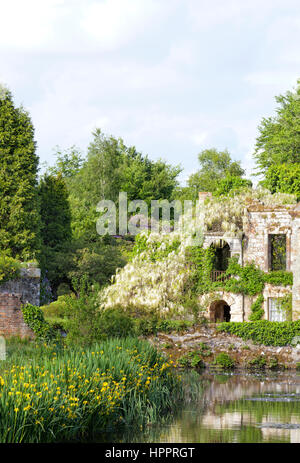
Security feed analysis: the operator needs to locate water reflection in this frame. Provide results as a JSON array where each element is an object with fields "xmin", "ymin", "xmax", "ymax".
[{"xmin": 111, "ymin": 371, "xmax": 300, "ymax": 443}]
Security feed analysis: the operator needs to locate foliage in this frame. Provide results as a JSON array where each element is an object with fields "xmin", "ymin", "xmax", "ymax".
[
  {"xmin": 0, "ymin": 338, "xmax": 181, "ymax": 442},
  {"xmin": 212, "ymin": 353, "xmax": 235, "ymax": 369},
  {"xmin": 214, "ymin": 175, "xmax": 252, "ymax": 197},
  {"xmin": 21, "ymin": 304, "xmax": 56, "ymax": 341},
  {"xmin": 187, "ymin": 148, "xmax": 245, "ymax": 199},
  {"xmin": 279, "ymin": 293, "xmax": 293, "ymax": 320},
  {"xmin": 254, "ymin": 79, "xmax": 300, "ymax": 175},
  {"xmin": 0, "ymin": 85, "xmax": 40, "ymax": 259},
  {"xmin": 38, "ymin": 174, "xmax": 71, "ymax": 249},
  {"xmin": 38, "ymin": 173, "xmax": 72, "ymax": 291},
  {"xmin": 264, "ymin": 163, "xmax": 300, "ymax": 200},
  {"xmin": 67, "ymin": 129, "xmax": 181, "ymax": 239},
  {"xmin": 178, "ymin": 351, "xmax": 205, "ymax": 369},
  {"xmin": 47, "ymin": 146, "xmax": 85, "ymax": 178},
  {"xmin": 0, "ymin": 254, "xmax": 21, "ymax": 282},
  {"xmin": 217, "ymin": 320, "xmax": 300, "ymax": 346},
  {"xmin": 131, "ymin": 233, "xmax": 181, "ymax": 261},
  {"xmin": 263, "ymin": 271, "xmax": 293, "ymax": 287},
  {"xmin": 134, "ymin": 316, "xmax": 193, "ymax": 336},
  {"xmin": 249, "ymin": 295, "xmax": 264, "ymax": 321},
  {"xmin": 247, "ymin": 355, "xmax": 266, "ymax": 369}
]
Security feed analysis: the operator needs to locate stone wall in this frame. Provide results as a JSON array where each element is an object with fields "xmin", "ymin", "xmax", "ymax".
[
  {"xmin": 0, "ymin": 293, "xmax": 34, "ymax": 338},
  {"xmin": 0, "ymin": 264, "xmax": 40, "ymax": 338},
  {"xmin": 201, "ymin": 203, "xmax": 300, "ymax": 322},
  {"xmin": 243, "ymin": 205, "xmax": 293, "ymax": 272}
]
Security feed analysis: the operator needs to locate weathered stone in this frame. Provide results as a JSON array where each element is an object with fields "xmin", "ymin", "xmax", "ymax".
[{"xmin": 201, "ymin": 201, "xmax": 300, "ymax": 322}]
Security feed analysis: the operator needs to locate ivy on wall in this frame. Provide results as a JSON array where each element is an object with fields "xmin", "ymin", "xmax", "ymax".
[
  {"xmin": 186, "ymin": 247, "xmax": 293, "ymax": 320},
  {"xmin": 21, "ymin": 303, "xmax": 56, "ymax": 341}
]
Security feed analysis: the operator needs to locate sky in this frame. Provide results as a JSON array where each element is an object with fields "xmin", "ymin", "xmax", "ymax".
[{"xmin": 0, "ymin": 0, "xmax": 299, "ymax": 184}]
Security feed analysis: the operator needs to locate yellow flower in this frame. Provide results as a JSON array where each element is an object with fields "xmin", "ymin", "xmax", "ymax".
[{"xmin": 14, "ymin": 407, "xmax": 19, "ymax": 413}]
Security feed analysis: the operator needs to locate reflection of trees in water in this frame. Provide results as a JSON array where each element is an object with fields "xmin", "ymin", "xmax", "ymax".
[{"xmin": 94, "ymin": 372, "xmax": 300, "ymax": 443}]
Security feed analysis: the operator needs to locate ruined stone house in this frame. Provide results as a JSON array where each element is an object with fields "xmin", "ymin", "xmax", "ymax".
[{"xmin": 199, "ymin": 192, "xmax": 300, "ymax": 323}]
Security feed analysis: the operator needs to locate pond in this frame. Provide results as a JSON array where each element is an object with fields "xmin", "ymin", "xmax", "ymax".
[{"xmin": 98, "ymin": 370, "xmax": 300, "ymax": 444}]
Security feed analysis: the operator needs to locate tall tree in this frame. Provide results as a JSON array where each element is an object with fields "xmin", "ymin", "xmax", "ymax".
[
  {"xmin": 186, "ymin": 148, "xmax": 245, "ymax": 200},
  {"xmin": 254, "ymin": 79, "xmax": 300, "ymax": 175},
  {"xmin": 0, "ymin": 85, "xmax": 40, "ymax": 259},
  {"xmin": 67, "ymin": 129, "xmax": 181, "ymax": 238},
  {"xmin": 38, "ymin": 173, "xmax": 72, "ymax": 290}
]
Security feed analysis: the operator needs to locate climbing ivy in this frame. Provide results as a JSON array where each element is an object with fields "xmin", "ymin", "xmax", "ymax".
[
  {"xmin": 186, "ymin": 249, "xmax": 293, "ymax": 320},
  {"xmin": 21, "ymin": 303, "xmax": 56, "ymax": 341}
]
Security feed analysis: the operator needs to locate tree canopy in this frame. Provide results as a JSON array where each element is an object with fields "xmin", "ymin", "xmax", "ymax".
[
  {"xmin": 180, "ymin": 148, "xmax": 246, "ymax": 201},
  {"xmin": 254, "ymin": 79, "xmax": 300, "ymax": 175},
  {"xmin": 0, "ymin": 85, "xmax": 40, "ymax": 259}
]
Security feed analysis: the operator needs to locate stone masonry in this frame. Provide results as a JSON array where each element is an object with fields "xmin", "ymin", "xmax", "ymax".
[
  {"xmin": 0, "ymin": 264, "xmax": 40, "ymax": 338},
  {"xmin": 200, "ymin": 198, "xmax": 300, "ymax": 322}
]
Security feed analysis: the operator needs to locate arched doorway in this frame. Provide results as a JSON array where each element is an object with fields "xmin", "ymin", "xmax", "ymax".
[{"xmin": 210, "ymin": 300, "xmax": 231, "ymax": 322}]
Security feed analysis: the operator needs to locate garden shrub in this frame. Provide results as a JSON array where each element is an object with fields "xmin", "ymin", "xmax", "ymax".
[
  {"xmin": 212, "ymin": 353, "xmax": 235, "ymax": 370},
  {"xmin": 178, "ymin": 351, "xmax": 205, "ymax": 369},
  {"xmin": 247, "ymin": 355, "xmax": 266, "ymax": 369}
]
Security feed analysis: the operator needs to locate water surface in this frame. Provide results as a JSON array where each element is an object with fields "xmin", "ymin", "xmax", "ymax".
[{"xmin": 104, "ymin": 371, "xmax": 300, "ymax": 443}]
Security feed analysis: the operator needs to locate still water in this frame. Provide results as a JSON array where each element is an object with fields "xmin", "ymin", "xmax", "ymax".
[{"xmin": 106, "ymin": 371, "xmax": 300, "ymax": 443}]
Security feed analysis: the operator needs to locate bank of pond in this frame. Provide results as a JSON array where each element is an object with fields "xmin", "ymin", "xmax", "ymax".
[{"xmin": 0, "ymin": 337, "xmax": 299, "ymax": 443}]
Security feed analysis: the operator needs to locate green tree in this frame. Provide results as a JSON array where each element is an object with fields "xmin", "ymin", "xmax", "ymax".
[
  {"xmin": 0, "ymin": 85, "xmax": 40, "ymax": 259},
  {"xmin": 214, "ymin": 175, "xmax": 252, "ymax": 197},
  {"xmin": 67, "ymin": 129, "xmax": 181, "ymax": 238},
  {"xmin": 38, "ymin": 173, "xmax": 72, "ymax": 290},
  {"xmin": 186, "ymin": 148, "xmax": 245, "ymax": 199},
  {"xmin": 48, "ymin": 146, "xmax": 85, "ymax": 179},
  {"xmin": 263, "ymin": 163, "xmax": 300, "ymax": 200},
  {"xmin": 254, "ymin": 79, "xmax": 300, "ymax": 175}
]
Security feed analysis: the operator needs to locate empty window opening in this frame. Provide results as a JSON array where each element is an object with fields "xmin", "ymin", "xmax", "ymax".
[{"xmin": 268, "ymin": 234, "xmax": 286, "ymax": 271}]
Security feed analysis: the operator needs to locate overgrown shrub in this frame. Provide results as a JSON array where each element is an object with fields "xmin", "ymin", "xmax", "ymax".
[
  {"xmin": 217, "ymin": 320, "xmax": 300, "ymax": 346},
  {"xmin": 178, "ymin": 351, "xmax": 205, "ymax": 369},
  {"xmin": 21, "ymin": 304, "xmax": 56, "ymax": 341},
  {"xmin": 247, "ymin": 355, "xmax": 266, "ymax": 369},
  {"xmin": 212, "ymin": 353, "xmax": 235, "ymax": 369}
]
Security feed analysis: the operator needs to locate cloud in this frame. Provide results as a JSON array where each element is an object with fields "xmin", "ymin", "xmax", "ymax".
[
  {"xmin": 81, "ymin": 0, "xmax": 166, "ymax": 51},
  {"xmin": 0, "ymin": 0, "xmax": 65, "ymax": 50}
]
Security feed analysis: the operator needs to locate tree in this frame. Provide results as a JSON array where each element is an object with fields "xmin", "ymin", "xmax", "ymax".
[
  {"xmin": 67, "ymin": 129, "xmax": 181, "ymax": 238},
  {"xmin": 263, "ymin": 163, "xmax": 300, "ymax": 200},
  {"xmin": 254, "ymin": 79, "xmax": 300, "ymax": 175},
  {"xmin": 214, "ymin": 175, "xmax": 252, "ymax": 197},
  {"xmin": 38, "ymin": 173, "xmax": 72, "ymax": 291},
  {"xmin": 38, "ymin": 174, "xmax": 71, "ymax": 248},
  {"xmin": 186, "ymin": 148, "xmax": 245, "ymax": 200},
  {"xmin": 0, "ymin": 85, "xmax": 40, "ymax": 259},
  {"xmin": 48, "ymin": 146, "xmax": 85, "ymax": 179}
]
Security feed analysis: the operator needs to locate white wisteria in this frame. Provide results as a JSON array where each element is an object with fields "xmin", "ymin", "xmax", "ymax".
[{"xmin": 100, "ymin": 188, "xmax": 296, "ymax": 316}]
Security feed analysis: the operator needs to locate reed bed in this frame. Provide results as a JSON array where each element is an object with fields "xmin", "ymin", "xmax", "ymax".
[{"xmin": 0, "ymin": 337, "xmax": 182, "ymax": 442}]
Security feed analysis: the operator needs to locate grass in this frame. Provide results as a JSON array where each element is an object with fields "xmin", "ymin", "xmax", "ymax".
[{"xmin": 0, "ymin": 337, "xmax": 182, "ymax": 443}]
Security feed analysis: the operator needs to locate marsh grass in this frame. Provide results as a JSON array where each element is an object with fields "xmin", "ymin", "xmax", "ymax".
[{"xmin": 0, "ymin": 337, "xmax": 182, "ymax": 442}]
